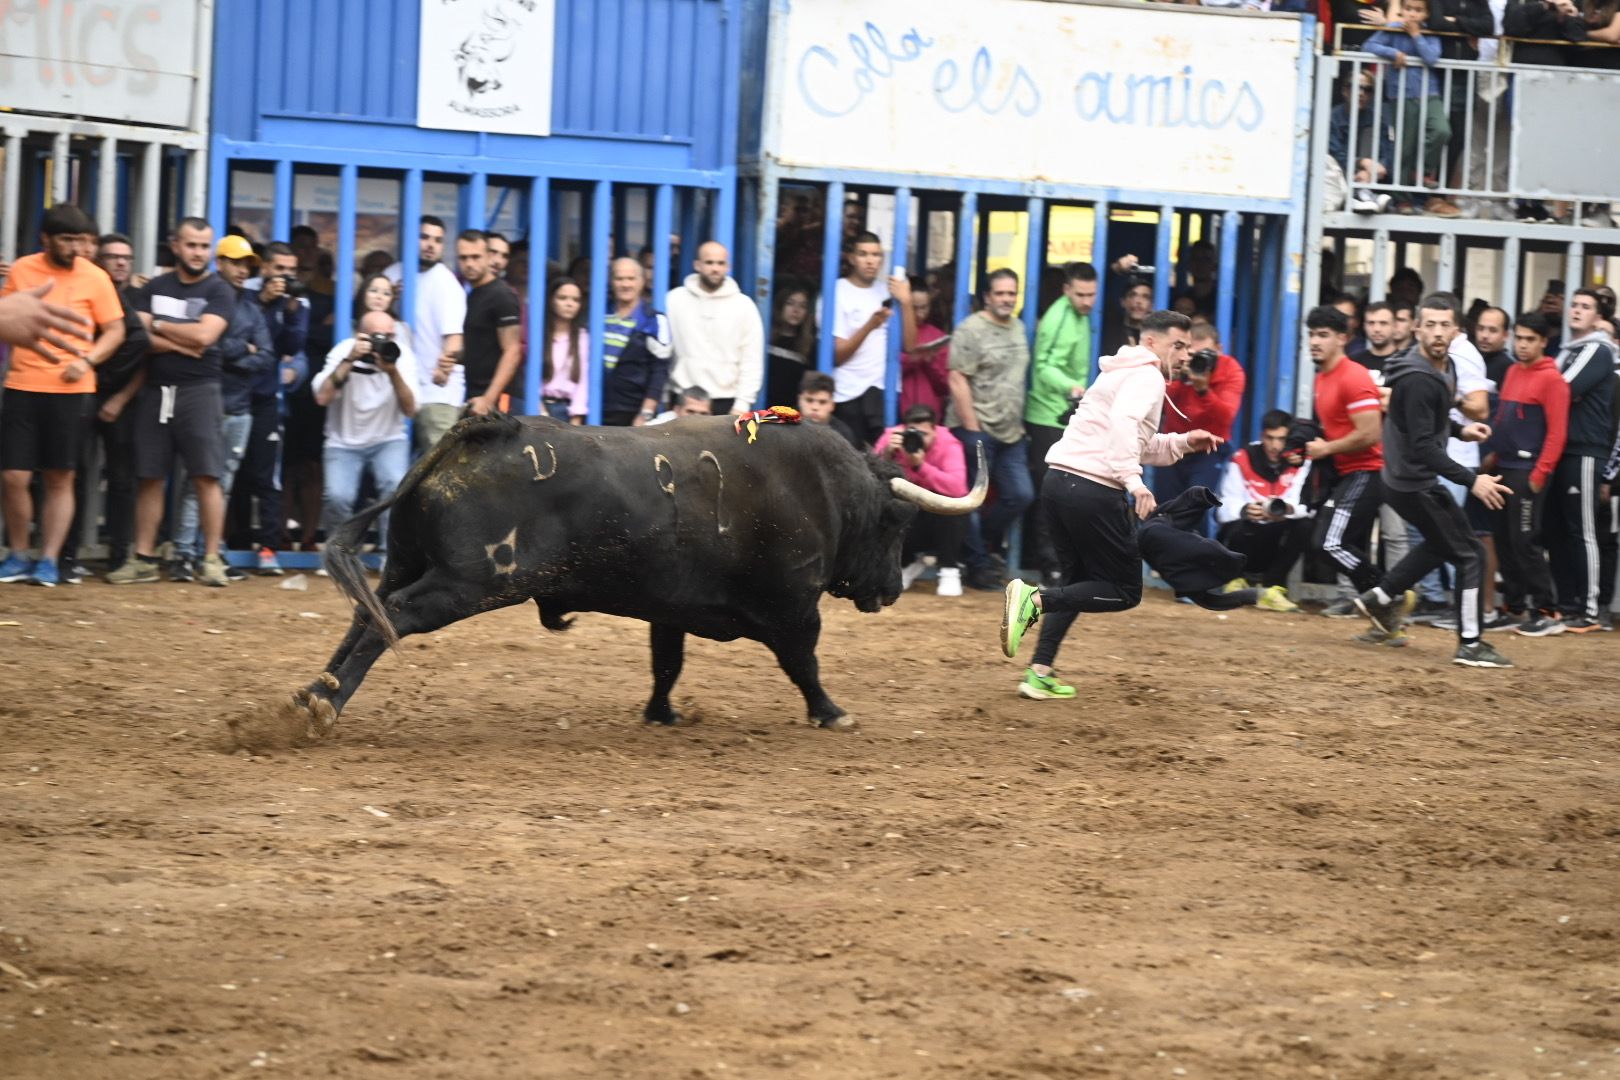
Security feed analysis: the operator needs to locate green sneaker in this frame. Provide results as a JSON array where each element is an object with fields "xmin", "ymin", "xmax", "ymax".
[
  {"xmin": 1019, "ymin": 668, "xmax": 1076, "ymax": 700},
  {"xmin": 106, "ymin": 558, "xmax": 160, "ymax": 585},
  {"xmin": 1001, "ymin": 578, "xmax": 1040, "ymax": 658}
]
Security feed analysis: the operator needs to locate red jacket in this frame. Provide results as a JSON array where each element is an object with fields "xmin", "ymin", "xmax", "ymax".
[
  {"xmin": 1162, "ymin": 352, "xmax": 1246, "ymax": 442},
  {"xmin": 1487, "ymin": 356, "xmax": 1569, "ymax": 490}
]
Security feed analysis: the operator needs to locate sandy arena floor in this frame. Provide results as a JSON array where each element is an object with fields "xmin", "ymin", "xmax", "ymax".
[{"xmin": 1, "ymin": 574, "xmax": 1618, "ymax": 1078}]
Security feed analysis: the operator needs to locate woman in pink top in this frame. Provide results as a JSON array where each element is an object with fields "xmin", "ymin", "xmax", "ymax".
[
  {"xmin": 541, "ymin": 277, "xmax": 589, "ymax": 423},
  {"xmin": 900, "ymin": 275, "xmax": 950, "ymax": 415}
]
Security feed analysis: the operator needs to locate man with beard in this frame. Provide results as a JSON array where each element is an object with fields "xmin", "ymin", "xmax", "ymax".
[
  {"xmin": 1349, "ymin": 301, "xmax": 1399, "ymax": 375},
  {"xmin": 1352, "ymin": 293, "xmax": 1511, "ymax": 666}
]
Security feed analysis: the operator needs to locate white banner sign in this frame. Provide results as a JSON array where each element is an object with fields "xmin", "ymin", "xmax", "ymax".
[
  {"xmin": 0, "ymin": 0, "xmax": 199, "ymax": 128},
  {"xmin": 773, "ymin": 0, "xmax": 1305, "ymax": 201},
  {"xmin": 417, "ymin": 0, "xmax": 556, "ymax": 136}
]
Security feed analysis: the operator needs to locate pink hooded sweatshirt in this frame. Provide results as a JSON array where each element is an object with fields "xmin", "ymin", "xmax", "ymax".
[{"xmin": 1045, "ymin": 345, "xmax": 1192, "ymax": 496}]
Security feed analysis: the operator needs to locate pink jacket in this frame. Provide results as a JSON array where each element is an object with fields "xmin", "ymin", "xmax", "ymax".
[
  {"xmin": 872, "ymin": 424, "xmax": 969, "ymax": 498},
  {"xmin": 1044, "ymin": 345, "xmax": 1191, "ymax": 495}
]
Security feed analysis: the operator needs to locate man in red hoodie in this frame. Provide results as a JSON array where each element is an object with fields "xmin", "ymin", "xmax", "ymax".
[
  {"xmin": 999, "ymin": 310, "xmax": 1221, "ymax": 699},
  {"xmin": 1155, "ymin": 322, "xmax": 1247, "ymax": 534},
  {"xmin": 1484, "ymin": 311, "xmax": 1570, "ymax": 636}
]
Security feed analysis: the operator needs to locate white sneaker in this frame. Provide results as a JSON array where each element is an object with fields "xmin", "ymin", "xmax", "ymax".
[
  {"xmin": 900, "ymin": 558, "xmax": 928, "ymax": 592},
  {"xmin": 935, "ymin": 567, "xmax": 963, "ymax": 597}
]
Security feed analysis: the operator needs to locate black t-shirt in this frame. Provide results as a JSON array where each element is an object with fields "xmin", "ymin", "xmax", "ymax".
[
  {"xmin": 462, "ymin": 279, "xmax": 522, "ymax": 400},
  {"xmin": 1348, "ymin": 344, "xmax": 1398, "ymax": 377},
  {"xmin": 133, "ymin": 271, "xmax": 236, "ymax": 386}
]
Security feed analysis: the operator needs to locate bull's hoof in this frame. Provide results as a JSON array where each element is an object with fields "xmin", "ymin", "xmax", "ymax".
[
  {"xmin": 818, "ymin": 714, "xmax": 858, "ymax": 732},
  {"xmin": 225, "ymin": 691, "xmax": 338, "ymax": 753}
]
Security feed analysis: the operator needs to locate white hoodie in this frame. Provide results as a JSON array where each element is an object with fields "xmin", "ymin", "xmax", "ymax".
[
  {"xmin": 1045, "ymin": 345, "xmax": 1191, "ymax": 495},
  {"xmin": 665, "ymin": 274, "xmax": 764, "ymax": 407}
]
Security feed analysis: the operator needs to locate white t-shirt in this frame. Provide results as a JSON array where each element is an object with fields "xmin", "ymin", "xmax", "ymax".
[
  {"xmin": 384, "ymin": 261, "xmax": 466, "ymax": 406},
  {"xmin": 312, "ymin": 334, "xmax": 421, "ymax": 449},
  {"xmin": 829, "ymin": 277, "xmax": 889, "ymax": 403},
  {"xmin": 1448, "ymin": 336, "xmax": 1491, "ymax": 470}
]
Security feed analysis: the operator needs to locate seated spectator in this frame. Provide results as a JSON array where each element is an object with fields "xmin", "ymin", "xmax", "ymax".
[
  {"xmin": 1216, "ymin": 409, "xmax": 1313, "ymax": 612},
  {"xmin": 312, "ymin": 311, "xmax": 419, "ymax": 554},
  {"xmin": 1364, "ymin": 0, "xmax": 1461, "ymax": 217},
  {"xmin": 899, "ymin": 274, "xmax": 951, "ymax": 416},
  {"xmin": 1483, "ymin": 311, "xmax": 1569, "ymax": 635},
  {"xmin": 766, "ymin": 280, "xmax": 816, "ymax": 407},
  {"xmin": 1154, "ymin": 322, "xmax": 1247, "ymax": 534},
  {"xmin": 1329, "ymin": 70, "xmax": 1395, "ymax": 214},
  {"xmin": 540, "ymin": 276, "xmax": 589, "ymax": 424},
  {"xmin": 798, "ymin": 370, "xmax": 862, "ymax": 449},
  {"xmin": 876, "ymin": 403, "xmax": 969, "ymax": 598},
  {"xmin": 649, "ymin": 385, "xmax": 712, "ymax": 425},
  {"xmin": 0, "ymin": 204, "xmax": 124, "ymax": 588}
]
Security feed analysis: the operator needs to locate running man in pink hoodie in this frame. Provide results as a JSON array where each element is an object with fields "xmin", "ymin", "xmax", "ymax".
[{"xmin": 999, "ymin": 310, "xmax": 1222, "ymax": 699}]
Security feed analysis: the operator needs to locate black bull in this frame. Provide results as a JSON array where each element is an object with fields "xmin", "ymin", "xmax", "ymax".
[{"xmin": 289, "ymin": 413, "xmax": 986, "ymax": 738}]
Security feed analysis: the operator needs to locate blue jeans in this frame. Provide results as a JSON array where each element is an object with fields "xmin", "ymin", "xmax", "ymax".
[
  {"xmin": 953, "ymin": 429, "xmax": 1034, "ymax": 569},
  {"xmin": 322, "ymin": 439, "xmax": 410, "ymax": 552},
  {"xmin": 1151, "ymin": 446, "xmax": 1231, "ymax": 538},
  {"xmin": 1407, "ymin": 476, "xmax": 1466, "ymax": 601},
  {"xmin": 175, "ymin": 412, "xmax": 253, "ymax": 560}
]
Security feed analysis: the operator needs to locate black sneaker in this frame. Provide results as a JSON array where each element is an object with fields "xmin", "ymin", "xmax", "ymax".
[
  {"xmin": 1564, "ymin": 616, "xmax": 1602, "ymax": 634},
  {"xmin": 1483, "ymin": 610, "xmax": 1524, "ymax": 633},
  {"xmin": 965, "ymin": 565, "xmax": 1005, "ymax": 592},
  {"xmin": 1354, "ymin": 589, "xmax": 1404, "ymax": 635},
  {"xmin": 1599, "ymin": 612, "xmax": 1614, "ymax": 632},
  {"xmin": 224, "ymin": 561, "xmax": 248, "ymax": 581},
  {"xmin": 1407, "ymin": 598, "xmax": 1450, "ymax": 625},
  {"xmin": 59, "ymin": 558, "xmax": 89, "ymax": 585},
  {"xmin": 169, "ymin": 558, "xmax": 196, "ymax": 583},
  {"xmin": 1515, "ymin": 613, "xmax": 1565, "ymax": 637},
  {"xmin": 1454, "ymin": 640, "xmax": 1514, "ymax": 668},
  {"xmin": 1320, "ymin": 598, "xmax": 1358, "ymax": 619}
]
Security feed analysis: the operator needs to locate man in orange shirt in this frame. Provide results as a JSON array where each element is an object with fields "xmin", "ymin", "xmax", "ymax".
[{"xmin": 0, "ymin": 204, "xmax": 125, "ymax": 588}]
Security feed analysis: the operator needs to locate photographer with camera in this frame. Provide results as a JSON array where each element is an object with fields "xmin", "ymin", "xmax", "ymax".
[
  {"xmin": 312, "ymin": 310, "xmax": 418, "ymax": 554},
  {"xmin": 1216, "ymin": 409, "xmax": 1312, "ymax": 612},
  {"xmin": 1155, "ymin": 323, "xmax": 1246, "ymax": 534},
  {"xmin": 876, "ymin": 403, "xmax": 970, "ymax": 598}
]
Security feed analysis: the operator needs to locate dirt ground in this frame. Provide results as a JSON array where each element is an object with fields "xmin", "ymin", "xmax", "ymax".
[{"xmin": 2, "ymin": 573, "xmax": 1618, "ymax": 1080}]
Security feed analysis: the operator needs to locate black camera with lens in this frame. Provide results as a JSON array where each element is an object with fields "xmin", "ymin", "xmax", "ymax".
[
  {"xmin": 278, "ymin": 274, "xmax": 307, "ymax": 298},
  {"xmin": 901, "ymin": 427, "xmax": 926, "ymax": 456},
  {"xmin": 1266, "ymin": 496, "xmax": 1290, "ymax": 518},
  {"xmin": 1185, "ymin": 348, "xmax": 1219, "ymax": 379},
  {"xmin": 364, "ymin": 333, "xmax": 400, "ymax": 364}
]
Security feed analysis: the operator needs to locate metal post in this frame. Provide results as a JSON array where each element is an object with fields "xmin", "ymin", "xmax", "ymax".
[
  {"xmin": 96, "ymin": 138, "xmax": 119, "ymax": 234},
  {"xmin": 1253, "ymin": 217, "xmax": 1280, "ymax": 417},
  {"xmin": 137, "ymin": 142, "xmax": 162, "ymax": 274},
  {"xmin": 1501, "ymin": 235, "xmax": 1521, "ymax": 313},
  {"xmin": 1153, "ymin": 205, "xmax": 1174, "ymax": 309},
  {"xmin": 1216, "ymin": 210, "xmax": 1239, "ymax": 353},
  {"xmin": 1438, "ymin": 233, "xmax": 1457, "ymax": 293},
  {"xmin": 50, "ymin": 132, "xmax": 69, "ymax": 205},
  {"xmin": 466, "ymin": 172, "xmax": 488, "ymax": 231},
  {"xmin": 1564, "ymin": 242, "xmax": 1583, "ymax": 344},
  {"xmin": 272, "ymin": 159, "xmax": 293, "ymax": 241},
  {"xmin": 206, "ymin": 144, "xmax": 228, "ymax": 239},
  {"xmin": 884, "ymin": 186, "xmax": 912, "ymax": 427},
  {"xmin": 751, "ymin": 174, "xmax": 779, "ymax": 408},
  {"xmin": 653, "ymin": 183, "xmax": 674, "ymax": 302},
  {"xmin": 1090, "ymin": 199, "xmax": 1109, "ymax": 380},
  {"xmin": 401, "ymin": 169, "xmax": 423, "ymax": 343},
  {"xmin": 585, "ymin": 180, "xmax": 612, "ymax": 425},
  {"xmin": 1369, "ymin": 228, "xmax": 1390, "ymax": 301},
  {"xmin": 1022, "ymin": 195, "xmax": 1045, "ymax": 342},
  {"xmin": 1234, "ymin": 218, "xmax": 1255, "ymax": 372},
  {"xmin": 815, "ymin": 180, "xmax": 845, "ymax": 374},
  {"xmin": 523, "ymin": 177, "xmax": 549, "ymax": 417},
  {"xmin": 955, "ymin": 190, "xmax": 978, "ymax": 330},
  {"xmin": 335, "ymin": 164, "xmax": 357, "ymax": 338},
  {"xmin": 189, "ymin": 0, "xmax": 215, "ymax": 220},
  {"xmin": 1, "ymin": 129, "xmax": 20, "ymax": 263},
  {"xmin": 185, "ymin": 144, "xmax": 206, "ymax": 219}
]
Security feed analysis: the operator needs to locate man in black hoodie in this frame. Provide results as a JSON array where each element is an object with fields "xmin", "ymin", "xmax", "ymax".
[{"xmin": 1353, "ymin": 293, "xmax": 1513, "ymax": 668}]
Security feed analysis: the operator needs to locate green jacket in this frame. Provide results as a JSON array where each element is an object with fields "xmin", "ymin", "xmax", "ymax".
[{"xmin": 1025, "ymin": 298, "xmax": 1091, "ymax": 428}]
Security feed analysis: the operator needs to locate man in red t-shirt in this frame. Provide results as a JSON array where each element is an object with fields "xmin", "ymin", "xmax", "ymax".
[{"xmin": 1304, "ymin": 305, "xmax": 1385, "ymax": 605}]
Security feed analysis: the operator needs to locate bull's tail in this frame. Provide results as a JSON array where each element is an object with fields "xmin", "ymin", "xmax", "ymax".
[{"xmin": 322, "ymin": 411, "xmax": 523, "ymax": 648}]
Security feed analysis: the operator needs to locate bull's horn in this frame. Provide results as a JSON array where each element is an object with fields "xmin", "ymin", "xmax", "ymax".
[{"xmin": 889, "ymin": 442, "xmax": 988, "ymax": 515}]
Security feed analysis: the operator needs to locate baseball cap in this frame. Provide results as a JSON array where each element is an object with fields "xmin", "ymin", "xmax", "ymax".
[{"xmin": 216, "ymin": 235, "xmax": 258, "ymax": 263}]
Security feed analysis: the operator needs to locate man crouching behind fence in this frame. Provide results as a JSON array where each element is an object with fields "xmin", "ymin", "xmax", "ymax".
[{"xmin": 998, "ymin": 310, "xmax": 1222, "ymax": 698}]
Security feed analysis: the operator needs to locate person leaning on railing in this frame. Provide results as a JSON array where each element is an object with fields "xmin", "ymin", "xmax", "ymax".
[
  {"xmin": 1363, "ymin": 0, "xmax": 1463, "ymax": 217},
  {"xmin": 1504, "ymin": 0, "xmax": 1592, "ymax": 63}
]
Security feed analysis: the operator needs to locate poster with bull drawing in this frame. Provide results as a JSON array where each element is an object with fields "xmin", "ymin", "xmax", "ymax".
[{"xmin": 416, "ymin": 0, "xmax": 555, "ymax": 136}]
